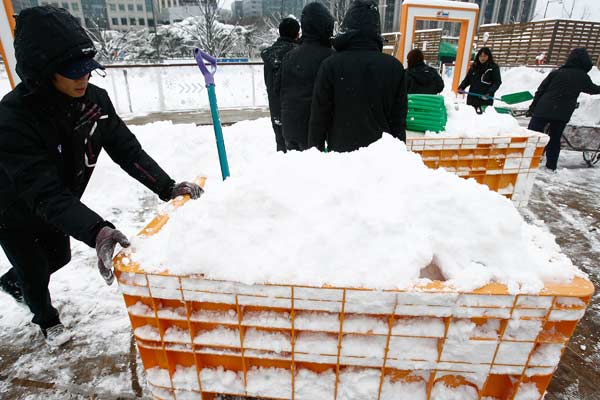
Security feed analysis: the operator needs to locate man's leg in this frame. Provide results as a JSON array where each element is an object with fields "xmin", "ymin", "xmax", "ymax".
[
  {"xmin": 0, "ymin": 232, "xmax": 70, "ymax": 330},
  {"xmin": 272, "ymin": 122, "xmax": 287, "ymax": 153},
  {"xmin": 544, "ymin": 120, "xmax": 567, "ymax": 170}
]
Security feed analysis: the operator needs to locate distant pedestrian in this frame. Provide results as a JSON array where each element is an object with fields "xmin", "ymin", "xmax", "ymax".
[
  {"xmin": 308, "ymin": 0, "xmax": 407, "ymax": 152},
  {"xmin": 405, "ymin": 49, "xmax": 444, "ymax": 95},
  {"xmin": 527, "ymin": 48, "xmax": 600, "ymax": 171},
  {"xmin": 458, "ymin": 47, "xmax": 502, "ymax": 114},
  {"xmin": 279, "ymin": 2, "xmax": 334, "ymax": 151},
  {"xmin": 260, "ymin": 17, "xmax": 300, "ymax": 152}
]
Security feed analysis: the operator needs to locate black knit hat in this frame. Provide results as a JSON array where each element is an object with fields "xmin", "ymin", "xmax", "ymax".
[
  {"xmin": 341, "ymin": 0, "xmax": 381, "ymax": 35},
  {"xmin": 279, "ymin": 17, "xmax": 300, "ymax": 39}
]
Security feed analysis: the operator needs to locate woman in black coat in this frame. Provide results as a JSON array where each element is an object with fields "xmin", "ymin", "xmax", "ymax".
[
  {"xmin": 458, "ymin": 47, "xmax": 502, "ymax": 114},
  {"xmin": 405, "ymin": 49, "xmax": 444, "ymax": 95}
]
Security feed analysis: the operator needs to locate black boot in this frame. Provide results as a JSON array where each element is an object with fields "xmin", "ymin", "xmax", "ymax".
[{"xmin": 0, "ymin": 269, "xmax": 24, "ymax": 303}]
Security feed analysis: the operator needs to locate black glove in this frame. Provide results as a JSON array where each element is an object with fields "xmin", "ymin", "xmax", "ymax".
[
  {"xmin": 525, "ymin": 110, "xmax": 532, "ymax": 118},
  {"xmin": 95, "ymin": 226, "xmax": 130, "ymax": 285},
  {"xmin": 171, "ymin": 182, "xmax": 204, "ymax": 200}
]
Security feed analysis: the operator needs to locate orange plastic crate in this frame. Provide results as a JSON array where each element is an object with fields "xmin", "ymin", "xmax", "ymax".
[
  {"xmin": 115, "ymin": 180, "xmax": 593, "ymax": 400},
  {"xmin": 406, "ymin": 133, "xmax": 549, "ymax": 208}
]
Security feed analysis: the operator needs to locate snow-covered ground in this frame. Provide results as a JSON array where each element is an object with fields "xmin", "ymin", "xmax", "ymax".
[{"xmin": 0, "ymin": 117, "xmax": 598, "ymax": 399}]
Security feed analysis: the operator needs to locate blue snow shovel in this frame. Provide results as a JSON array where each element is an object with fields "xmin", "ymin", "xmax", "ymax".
[{"xmin": 194, "ymin": 48, "xmax": 230, "ymax": 180}]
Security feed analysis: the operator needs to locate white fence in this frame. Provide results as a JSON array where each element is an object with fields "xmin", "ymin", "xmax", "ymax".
[{"xmin": 89, "ymin": 63, "xmax": 269, "ymax": 116}]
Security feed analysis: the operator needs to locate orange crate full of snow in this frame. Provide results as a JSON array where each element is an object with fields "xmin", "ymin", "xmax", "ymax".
[{"xmin": 114, "ymin": 187, "xmax": 593, "ymax": 400}]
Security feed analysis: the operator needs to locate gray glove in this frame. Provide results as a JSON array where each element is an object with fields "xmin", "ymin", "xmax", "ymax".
[
  {"xmin": 95, "ymin": 226, "xmax": 130, "ymax": 285},
  {"xmin": 171, "ymin": 182, "xmax": 204, "ymax": 200}
]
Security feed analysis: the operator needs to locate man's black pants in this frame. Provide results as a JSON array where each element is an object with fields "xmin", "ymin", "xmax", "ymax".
[
  {"xmin": 0, "ymin": 231, "xmax": 71, "ymax": 329},
  {"xmin": 528, "ymin": 116, "xmax": 567, "ymax": 170}
]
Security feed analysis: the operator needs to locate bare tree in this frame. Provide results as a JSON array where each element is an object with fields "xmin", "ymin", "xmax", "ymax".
[
  {"xmin": 84, "ymin": 20, "xmax": 140, "ymax": 63},
  {"xmin": 579, "ymin": 5, "xmax": 592, "ymax": 20}
]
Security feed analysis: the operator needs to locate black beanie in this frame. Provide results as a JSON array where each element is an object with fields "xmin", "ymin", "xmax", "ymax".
[
  {"xmin": 279, "ymin": 17, "xmax": 300, "ymax": 39},
  {"xmin": 341, "ymin": 0, "xmax": 381, "ymax": 35}
]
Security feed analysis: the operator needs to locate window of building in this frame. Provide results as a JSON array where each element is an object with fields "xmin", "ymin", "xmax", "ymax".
[
  {"xmin": 112, "ymin": 17, "xmax": 119, "ymax": 25},
  {"xmin": 148, "ymin": 18, "xmax": 155, "ymax": 26},
  {"xmin": 138, "ymin": 18, "xmax": 145, "ymax": 25},
  {"xmin": 130, "ymin": 17, "xmax": 136, "ymax": 25},
  {"xmin": 51, "ymin": 2, "xmax": 59, "ymax": 7},
  {"xmin": 137, "ymin": 4, "xmax": 143, "ymax": 11},
  {"xmin": 167, "ymin": 0, "xmax": 172, "ymax": 7},
  {"xmin": 121, "ymin": 17, "xmax": 127, "ymax": 24},
  {"xmin": 71, "ymin": 2, "xmax": 79, "ymax": 11},
  {"xmin": 128, "ymin": 4, "xmax": 134, "ymax": 11},
  {"xmin": 61, "ymin": 2, "xmax": 69, "ymax": 9},
  {"xmin": 109, "ymin": 3, "xmax": 115, "ymax": 11},
  {"xmin": 118, "ymin": 4, "xmax": 125, "ymax": 11}
]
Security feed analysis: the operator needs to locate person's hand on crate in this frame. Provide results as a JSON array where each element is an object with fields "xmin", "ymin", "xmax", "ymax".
[
  {"xmin": 171, "ymin": 182, "xmax": 204, "ymax": 200},
  {"xmin": 95, "ymin": 226, "xmax": 131, "ymax": 285}
]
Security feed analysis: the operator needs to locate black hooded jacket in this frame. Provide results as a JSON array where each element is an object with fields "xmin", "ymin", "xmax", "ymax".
[
  {"xmin": 529, "ymin": 48, "xmax": 600, "ymax": 122},
  {"xmin": 458, "ymin": 60, "xmax": 502, "ymax": 107},
  {"xmin": 0, "ymin": 6, "xmax": 174, "ymax": 247},
  {"xmin": 406, "ymin": 61, "xmax": 444, "ymax": 95},
  {"xmin": 279, "ymin": 2, "xmax": 335, "ymax": 148},
  {"xmin": 261, "ymin": 36, "xmax": 297, "ymax": 124},
  {"xmin": 308, "ymin": 0, "xmax": 407, "ymax": 152}
]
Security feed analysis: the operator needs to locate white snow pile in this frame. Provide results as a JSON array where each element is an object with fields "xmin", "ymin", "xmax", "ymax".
[
  {"xmin": 128, "ymin": 135, "xmax": 584, "ymax": 294},
  {"xmin": 431, "ymin": 101, "xmax": 526, "ymax": 138}
]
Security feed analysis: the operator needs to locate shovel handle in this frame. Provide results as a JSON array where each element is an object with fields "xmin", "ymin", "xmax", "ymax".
[
  {"xmin": 461, "ymin": 90, "xmax": 501, "ymax": 101},
  {"xmin": 194, "ymin": 48, "xmax": 217, "ymax": 86}
]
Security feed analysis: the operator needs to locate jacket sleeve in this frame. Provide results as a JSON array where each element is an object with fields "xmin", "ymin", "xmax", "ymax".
[
  {"xmin": 405, "ymin": 73, "xmax": 413, "ymax": 94},
  {"xmin": 582, "ymin": 74, "xmax": 600, "ymax": 95},
  {"xmin": 389, "ymin": 66, "xmax": 408, "ymax": 142},
  {"xmin": 308, "ymin": 63, "xmax": 334, "ymax": 151},
  {"xmin": 0, "ymin": 122, "xmax": 108, "ymax": 247},
  {"xmin": 458, "ymin": 67, "xmax": 472, "ymax": 90},
  {"xmin": 487, "ymin": 65, "xmax": 502, "ymax": 95},
  {"xmin": 272, "ymin": 55, "xmax": 286, "ymax": 123},
  {"xmin": 529, "ymin": 71, "xmax": 556, "ymax": 113},
  {"xmin": 99, "ymin": 90, "xmax": 175, "ymax": 201}
]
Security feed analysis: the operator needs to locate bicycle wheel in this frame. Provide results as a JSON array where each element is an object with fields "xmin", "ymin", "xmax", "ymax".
[{"xmin": 582, "ymin": 151, "xmax": 600, "ymax": 167}]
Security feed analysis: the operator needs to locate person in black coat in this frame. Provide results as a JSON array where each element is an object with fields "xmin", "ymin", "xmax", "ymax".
[
  {"xmin": 279, "ymin": 2, "xmax": 335, "ymax": 151},
  {"xmin": 260, "ymin": 17, "xmax": 299, "ymax": 152},
  {"xmin": 308, "ymin": 0, "xmax": 407, "ymax": 153},
  {"xmin": 527, "ymin": 48, "xmax": 600, "ymax": 171},
  {"xmin": 458, "ymin": 47, "xmax": 502, "ymax": 114},
  {"xmin": 406, "ymin": 49, "xmax": 444, "ymax": 95},
  {"xmin": 0, "ymin": 6, "xmax": 203, "ymax": 347}
]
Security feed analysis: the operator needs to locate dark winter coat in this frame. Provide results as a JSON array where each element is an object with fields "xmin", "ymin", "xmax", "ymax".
[
  {"xmin": 279, "ymin": 2, "xmax": 335, "ymax": 149},
  {"xmin": 529, "ymin": 48, "xmax": 600, "ymax": 122},
  {"xmin": 458, "ymin": 61, "xmax": 502, "ymax": 107},
  {"xmin": 308, "ymin": 1, "xmax": 407, "ymax": 153},
  {"xmin": 0, "ymin": 6, "xmax": 174, "ymax": 247},
  {"xmin": 260, "ymin": 37, "xmax": 297, "ymax": 124},
  {"xmin": 406, "ymin": 61, "xmax": 444, "ymax": 95}
]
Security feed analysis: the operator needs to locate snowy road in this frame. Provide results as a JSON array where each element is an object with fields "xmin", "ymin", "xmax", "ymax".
[{"xmin": 0, "ymin": 119, "xmax": 598, "ymax": 399}]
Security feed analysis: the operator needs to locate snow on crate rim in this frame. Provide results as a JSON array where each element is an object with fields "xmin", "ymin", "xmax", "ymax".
[{"xmin": 120, "ymin": 136, "xmax": 587, "ymax": 295}]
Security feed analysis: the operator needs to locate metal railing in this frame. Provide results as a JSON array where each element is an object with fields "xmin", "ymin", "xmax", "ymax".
[{"xmin": 90, "ymin": 62, "xmax": 268, "ymax": 115}]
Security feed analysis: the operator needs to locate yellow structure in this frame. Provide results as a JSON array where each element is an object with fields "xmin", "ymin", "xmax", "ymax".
[
  {"xmin": 398, "ymin": 0, "xmax": 479, "ymax": 93},
  {"xmin": 0, "ymin": 0, "xmax": 17, "ymax": 88}
]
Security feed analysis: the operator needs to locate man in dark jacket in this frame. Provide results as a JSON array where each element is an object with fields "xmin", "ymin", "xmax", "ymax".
[
  {"xmin": 458, "ymin": 47, "xmax": 502, "ymax": 114},
  {"xmin": 406, "ymin": 48, "xmax": 444, "ymax": 95},
  {"xmin": 527, "ymin": 48, "xmax": 600, "ymax": 171},
  {"xmin": 0, "ymin": 6, "xmax": 203, "ymax": 347},
  {"xmin": 279, "ymin": 2, "xmax": 335, "ymax": 151},
  {"xmin": 308, "ymin": 0, "xmax": 407, "ymax": 152},
  {"xmin": 260, "ymin": 17, "xmax": 299, "ymax": 152}
]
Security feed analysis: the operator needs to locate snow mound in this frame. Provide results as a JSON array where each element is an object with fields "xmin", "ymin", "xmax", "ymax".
[{"xmin": 129, "ymin": 136, "xmax": 583, "ymax": 293}]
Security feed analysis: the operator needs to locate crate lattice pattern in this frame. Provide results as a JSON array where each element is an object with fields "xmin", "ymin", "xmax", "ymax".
[
  {"xmin": 117, "ymin": 271, "xmax": 591, "ymax": 400},
  {"xmin": 406, "ymin": 134, "xmax": 549, "ymax": 209}
]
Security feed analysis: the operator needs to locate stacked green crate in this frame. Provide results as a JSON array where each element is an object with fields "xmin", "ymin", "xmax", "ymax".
[{"xmin": 407, "ymin": 94, "xmax": 447, "ymax": 133}]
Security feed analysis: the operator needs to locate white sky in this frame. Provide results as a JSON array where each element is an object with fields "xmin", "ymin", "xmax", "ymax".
[{"xmin": 534, "ymin": 0, "xmax": 600, "ymax": 21}]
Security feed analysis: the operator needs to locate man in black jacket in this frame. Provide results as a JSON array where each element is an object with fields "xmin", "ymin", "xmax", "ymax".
[
  {"xmin": 260, "ymin": 17, "xmax": 299, "ymax": 152},
  {"xmin": 280, "ymin": 2, "xmax": 335, "ymax": 151},
  {"xmin": 0, "ymin": 6, "xmax": 203, "ymax": 347},
  {"xmin": 406, "ymin": 48, "xmax": 444, "ymax": 95},
  {"xmin": 527, "ymin": 48, "xmax": 600, "ymax": 171},
  {"xmin": 308, "ymin": 0, "xmax": 407, "ymax": 152},
  {"xmin": 458, "ymin": 47, "xmax": 502, "ymax": 114}
]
